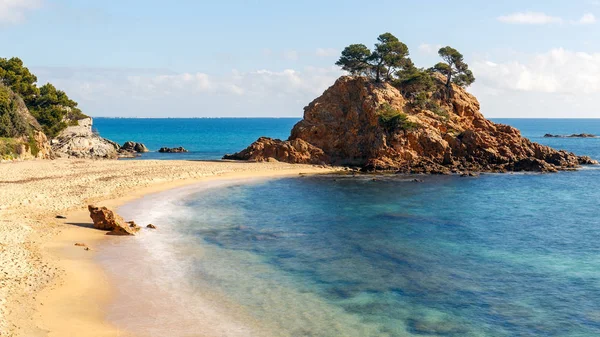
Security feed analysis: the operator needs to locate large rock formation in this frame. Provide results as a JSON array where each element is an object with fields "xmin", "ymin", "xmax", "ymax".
[
  {"xmin": 225, "ymin": 75, "xmax": 597, "ymax": 173},
  {"xmin": 52, "ymin": 118, "xmax": 120, "ymax": 159}
]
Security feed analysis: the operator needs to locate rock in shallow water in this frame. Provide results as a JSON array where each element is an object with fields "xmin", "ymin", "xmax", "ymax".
[
  {"xmin": 158, "ymin": 146, "xmax": 188, "ymax": 153},
  {"xmin": 87, "ymin": 205, "xmax": 140, "ymax": 236}
]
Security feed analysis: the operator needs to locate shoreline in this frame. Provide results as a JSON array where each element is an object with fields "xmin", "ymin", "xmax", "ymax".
[{"xmin": 0, "ymin": 159, "xmax": 334, "ymax": 337}]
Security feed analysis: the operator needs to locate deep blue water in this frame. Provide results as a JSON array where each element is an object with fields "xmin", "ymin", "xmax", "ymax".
[
  {"xmin": 105, "ymin": 118, "xmax": 600, "ymax": 336},
  {"xmin": 94, "ymin": 118, "xmax": 600, "ymax": 160},
  {"xmin": 94, "ymin": 118, "xmax": 297, "ymax": 159}
]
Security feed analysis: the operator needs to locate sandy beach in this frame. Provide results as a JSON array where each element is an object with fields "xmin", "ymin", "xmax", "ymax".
[{"xmin": 0, "ymin": 159, "xmax": 334, "ymax": 337}]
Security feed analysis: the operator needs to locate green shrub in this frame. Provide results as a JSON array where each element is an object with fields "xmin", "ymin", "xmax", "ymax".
[
  {"xmin": 378, "ymin": 103, "xmax": 420, "ymax": 132},
  {"xmin": 0, "ymin": 58, "xmax": 88, "ymax": 138},
  {"xmin": 0, "ymin": 86, "xmax": 30, "ymax": 138},
  {"xmin": 0, "ymin": 137, "xmax": 17, "ymax": 158},
  {"xmin": 426, "ymin": 101, "xmax": 449, "ymax": 120},
  {"xmin": 27, "ymin": 133, "xmax": 39, "ymax": 157}
]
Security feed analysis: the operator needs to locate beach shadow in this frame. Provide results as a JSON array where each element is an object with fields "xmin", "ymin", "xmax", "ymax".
[{"xmin": 65, "ymin": 222, "xmax": 97, "ymax": 229}]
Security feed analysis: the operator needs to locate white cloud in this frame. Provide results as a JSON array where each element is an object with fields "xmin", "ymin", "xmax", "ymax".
[
  {"xmin": 497, "ymin": 12, "xmax": 563, "ymax": 24},
  {"xmin": 470, "ymin": 48, "xmax": 600, "ymax": 117},
  {"xmin": 574, "ymin": 13, "xmax": 596, "ymax": 24},
  {"xmin": 32, "ymin": 66, "xmax": 343, "ymax": 117},
  {"xmin": 472, "ymin": 48, "xmax": 600, "ymax": 95},
  {"xmin": 0, "ymin": 0, "xmax": 42, "ymax": 23},
  {"xmin": 315, "ymin": 48, "xmax": 337, "ymax": 57},
  {"xmin": 418, "ymin": 43, "xmax": 442, "ymax": 55}
]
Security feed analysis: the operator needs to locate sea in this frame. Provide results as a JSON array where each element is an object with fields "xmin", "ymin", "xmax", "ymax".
[{"xmin": 95, "ymin": 118, "xmax": 600, "ymax": 337}]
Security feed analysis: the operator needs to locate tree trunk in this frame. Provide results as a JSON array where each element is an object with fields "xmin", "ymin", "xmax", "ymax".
[
  {"xmin": 375, "ymin": 60, "xmax": 383, "ymax": 82},
  {"xmin": 445, "ymin": 71, "xmax": 452, "ymax": 100}
]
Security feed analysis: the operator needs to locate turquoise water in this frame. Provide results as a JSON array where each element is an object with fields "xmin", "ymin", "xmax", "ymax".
[{"xmin": 101, "ymin": 119, "xmax": 600, "ymax": 336}]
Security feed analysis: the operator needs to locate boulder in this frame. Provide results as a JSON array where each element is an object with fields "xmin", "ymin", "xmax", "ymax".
[
  {"xmin": 107, "ymin": 221, "xmax": 141, "ymax": 236},
  {"xmin": 158, "ymin": 146, "xmax": 188, "ymax": 153},
  {"xmin": 121, "ymin": 141, "xmax": 149, "ymax": 153},
  {"xmin": 87, "ymin": 205, "xmax": 141, "ymax": 235},
  {"xmin": 225, "ymin": 75, "xmax": 597, "ymax": 173}
]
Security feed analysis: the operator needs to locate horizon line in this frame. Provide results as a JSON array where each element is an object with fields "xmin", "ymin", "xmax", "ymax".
[{"xmin": 90, "ymin": 116, "xmax": 600, "ymax": 119}]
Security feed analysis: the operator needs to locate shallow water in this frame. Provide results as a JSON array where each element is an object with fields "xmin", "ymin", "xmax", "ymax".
[{"xmin": 98, "ymin": 119, "xmax": 600, "ymax": 336}]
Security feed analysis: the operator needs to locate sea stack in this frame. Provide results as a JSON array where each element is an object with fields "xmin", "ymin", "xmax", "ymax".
[{"xmin": 225, "ymin": 75, "xmax": 596, "ymax": 173}]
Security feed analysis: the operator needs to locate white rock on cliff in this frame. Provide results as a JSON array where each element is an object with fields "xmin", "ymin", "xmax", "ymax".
[{"xmin": 52, "ymin": 118, "xmax": 119, "ymax": 159}]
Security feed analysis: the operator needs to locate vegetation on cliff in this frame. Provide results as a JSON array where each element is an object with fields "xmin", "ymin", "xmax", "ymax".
[
  {"xmin": 0, "ymin": 85, "xmax": 30, "ymax": 138},
  {"xmin": 0, "ymin": 57, "xmax": 87, "ymax": 138},
  {"xmin": 0, "ymin": 84, "xmax": 41, "ymax": 159},
  {"xmin": 336, "ymin": 33, "xmax": 474, "ymax": 105}
]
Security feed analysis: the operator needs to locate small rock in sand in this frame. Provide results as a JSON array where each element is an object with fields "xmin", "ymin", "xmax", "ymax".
[
  {"xmin": 146, "ymin": 224, "xmax": 156, "ymax": 229},
  {"xmin": 74, "ymin": 243, "xmax": 87, "ymax": 247},
  {"xmin": 55, "ymin": 215, "xmax": 67, "ymax": 219}
]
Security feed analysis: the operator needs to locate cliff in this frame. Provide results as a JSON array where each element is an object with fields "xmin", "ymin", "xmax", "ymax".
[
  {"xmin": 51, "ymin": 117, "xmax": 120, "ymax": 159},
  {"xmin": 225, "ymin": 75, "xmax": 596, "ymax": 173},
  {"xmin": 0, "ymin": 84, "xmax": 53, "ymax": 161}
]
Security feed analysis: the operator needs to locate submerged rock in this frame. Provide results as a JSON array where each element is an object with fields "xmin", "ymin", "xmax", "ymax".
[
  {"xmin": 146, "ymin": 224, "xmax": 157, "ymax": 229},
  {"xmin": 225, "ymin": 75, "xmax": 597, "ymax": 173},
  {"xmin": 544, "ymin": 133, "xmax": 597, "ymax": 138},
  {"xmin": 158, "ymin": 146, "xmax": 188, "ymax": 153}
]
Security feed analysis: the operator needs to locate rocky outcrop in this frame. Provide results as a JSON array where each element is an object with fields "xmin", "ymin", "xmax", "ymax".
[
  {"xmin": 226, "ymin": 75, "xmax": 597, "ymax": 173},
  {"xmin": 120, "ymin": 141, "xmax": 149, "ymax": 153},
  {"xmin": 52, "ymin": 118, "xmax": 119, "ymax": 159},
  {"xmin": 117, "ymin": 141, "xmax": 149, "ymax": 158},
  {"xmin": 7, "ymin": 130, "xmax": 54, "ymax": 161},
  {"xmin": 544, "ymin": 133, "xmax": 596, "ymax": 138},
  {"xmin": 158, "ymin": 146, "xmax": 188, "ymax": 153},
  {"xmin": 87, "ymin": 205, "xmax": 141, "ymax": 235},
  {"xmin": 223, "ymin": 137, "xmax": 329, "ymax": 164}
]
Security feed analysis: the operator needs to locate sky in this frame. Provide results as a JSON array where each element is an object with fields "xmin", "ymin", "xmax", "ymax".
[{"xmin": 1, "ymin": 0, "xmax": 600, "ymax": 118}]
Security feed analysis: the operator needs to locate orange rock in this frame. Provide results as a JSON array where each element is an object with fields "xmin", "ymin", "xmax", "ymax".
[
  {"xmin": 225, "ymin": 75, "xmax": 597, "ymax": 173},
  {"xmin": 87, "ymin": 205, "xmax": 140, "ymax": 236}
]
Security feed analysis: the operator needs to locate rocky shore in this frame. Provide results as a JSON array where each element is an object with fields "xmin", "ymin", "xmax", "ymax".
[
  {"xmin": 51, "ymin": 118, "xmax": 120, "ymax": 159},
  {"xmin": 225, "ymin": 75, "xmax": 597, "ymax": 173}
]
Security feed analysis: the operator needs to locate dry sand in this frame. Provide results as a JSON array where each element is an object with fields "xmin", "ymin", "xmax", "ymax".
[{"xmin": 0, "ymin": 159, "xmax": 334, "ymax": 336}]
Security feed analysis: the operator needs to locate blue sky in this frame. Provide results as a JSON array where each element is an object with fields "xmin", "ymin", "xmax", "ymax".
[{"xmin": 1, "ymin": 0, "xmax": 599, "ymax": 117}]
